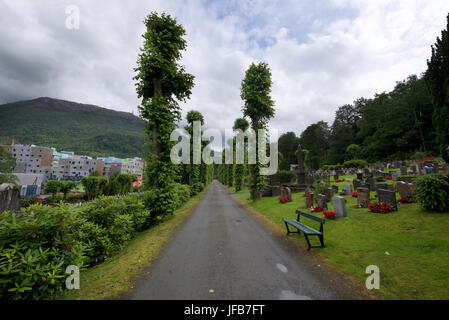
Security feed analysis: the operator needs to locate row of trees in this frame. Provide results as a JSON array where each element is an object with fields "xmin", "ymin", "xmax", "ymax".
[{"xmin": 293, "ymin": 14, "xmax": 449, "ymax": 169}]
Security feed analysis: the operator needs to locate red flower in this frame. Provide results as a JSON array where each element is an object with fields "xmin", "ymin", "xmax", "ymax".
[
  {"xmin": 351, "ymin": 191, "xmax": 358, "ymax": 198},
  {"xmin": 368, "ymin": 201, "xmax": 392, "ymax": 214},
  {"xmin": 279, "ymin": 197, "xmax": 290, "ymax": 203},
  {"xmin": 323, "ymin": 211, "xmax": 336, "ymax": 219},
  {"xmin": 312, "ymin": 206, "xmax": 323, "ymax": 212},
  {"xmin": 398, "ymin": 198, "xmax": 411, "ymax": 203},
  {"xmin": 386, "ymin": 176, "xmax": 393, "ymax": 180},
  {"xmin": 335, "ymin": 179, "xmax": 342, "ymax": 182}
]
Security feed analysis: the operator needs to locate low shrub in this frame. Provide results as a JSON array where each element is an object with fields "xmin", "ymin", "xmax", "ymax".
[
  {"xmin": 374, "ymin": 176, "xmax": 386, "ymax": 182},
  {"xmin": 414, "ymin": 174, "xmax": 449, "ymax": 212},
  {"xmin": 191, "ymin": 182, "xmax": 205, "ymax": 196},
  {"xmin": 342, "ymin": 160, "xmax": 369, "ymax": 169}
]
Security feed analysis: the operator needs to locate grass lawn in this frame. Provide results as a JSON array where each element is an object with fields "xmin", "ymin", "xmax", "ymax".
[
  {"xmin": 60, "ymin": 188, "xmax": 208, "ymax": 300},
  {"xmin": 239, "ymin": 175, "xmax": 449, "ymax": 300}
]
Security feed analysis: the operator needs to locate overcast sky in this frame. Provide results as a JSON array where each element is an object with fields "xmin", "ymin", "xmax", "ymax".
[{"xmin": 1, "ymin": 0, "xmax": 448, "ymax": 137}]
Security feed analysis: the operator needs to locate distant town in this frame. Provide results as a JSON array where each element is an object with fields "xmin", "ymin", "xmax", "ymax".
[{"xmin": 2, "ymin": 143, "xmax": 144, "ymax": 198}]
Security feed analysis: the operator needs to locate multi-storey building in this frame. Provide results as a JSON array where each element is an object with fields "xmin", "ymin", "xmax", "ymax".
[
  {"xmin": 99, "ymin": 157, "xmax": 145, "ymax": 177},
  {"xmin": 49, "ymin": 156, "xmax": 104, "ymax": 181},
  {"xmin": 4, "ymin": 144, "xmax": 53, "ymax": 176}
]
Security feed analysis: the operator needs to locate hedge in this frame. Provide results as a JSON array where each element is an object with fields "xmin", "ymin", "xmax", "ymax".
[
  {"xmin": 414, "ymin": 174, "xmax": 449, "ymax": 212},
  {"xmin": 0, "ymin": 183, "xmax": 195, "ymax": 300}
]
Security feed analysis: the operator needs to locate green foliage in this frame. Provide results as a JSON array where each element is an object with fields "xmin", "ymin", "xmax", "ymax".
[
  {"xmin": 135, "ymin": 12, "xmax": 194, "ymax": 191},
  {"xmin": 346, "ymin": 144, "xmax": 360, "ymax": 159},
  {"xmin": 241, "ymin": 62, "xmax": 275, "ymax": 200},
  {"xmin": 342, "ymin": 160, "xmax": 368, "ymax": 169},
  {"xmin": 81, "ymin": 176, "xmax": 108, "ymax": 200},
  {"xmin": 299, "ymin": 121, "xmax": 330, "ymax": 170},
  {"xmin": 0, "ymin": 98, "xmax": 145, "ymax": 159},
  {"xmin": 0, "ymin": 145, "xmax": 17, "ymax": 185},
  {"xmin": 45, "ymin": 180, "xmax": 77, "ymax": 199},
  {"xmin": 414, "ymin": 174, "xmax": 449, "ymax": 212},
  {"xmin": 273, "ymin": 170, "xmax": 295, "ymax": 185},
  {"xmin": 191, "ymin": 182, "xmax": 205, "ymax": 196},
  {"xmin": 277, "ymin": 132, "xmax": 301, "ymax": 171},
  {"xmin": 425, "ymin": 13, "xmax": 449, "ymax": 153},
  {"xmin": 374, "ymin": 176, "xmax": 386, "ymax": 183},
  {"xmin": 0, "ymin": 187, "xmax": 193, "ymax": 299}
]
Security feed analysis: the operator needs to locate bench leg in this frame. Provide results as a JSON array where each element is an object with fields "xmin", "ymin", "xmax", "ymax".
[
  {"xmin": 304, "ymin": 235, "xmax": 312, "ymax": 251},
  {"xmin": 284, "ymin": 222, "xmax": 290, "ymax": 235},
  {"xmin": 319, "ymin": 235, "xmax": 324, "ymax": 248}
]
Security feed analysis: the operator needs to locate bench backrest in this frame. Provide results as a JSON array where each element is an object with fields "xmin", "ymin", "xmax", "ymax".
[{"xmin": 296, "ymin": 210, "xmax": 325, "ymax": 224}]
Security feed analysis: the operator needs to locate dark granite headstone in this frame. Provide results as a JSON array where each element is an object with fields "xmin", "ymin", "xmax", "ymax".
[
  {"xmin": 316, "ymin": 194, "xmax": 328, "ymax": 210},
  {"xmin": 377, "ymin": 189, "xmax": 398, "ymax": 211},
  {"xmin": 357, "ymin": 187, "xmax": 370, "ymax": 208}
]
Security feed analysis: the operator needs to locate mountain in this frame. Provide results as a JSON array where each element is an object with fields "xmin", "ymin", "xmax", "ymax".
[{"xmin": 0, "ymin": 97, "xmax": 147, "ymax": 158}]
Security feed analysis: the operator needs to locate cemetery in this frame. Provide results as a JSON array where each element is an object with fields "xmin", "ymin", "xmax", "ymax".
[{"xmin": 239, "ymin": 159, "xmax": 449, "ymax": 299}]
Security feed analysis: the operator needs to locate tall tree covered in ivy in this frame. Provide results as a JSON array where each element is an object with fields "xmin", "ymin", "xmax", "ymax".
[
  {"xmin": 425, "ymin": 13, "xmax": 449, "ymax": 156},
  {"xmin": 240, "ymin": 62, "xmax": 275, "ymax": 201},
  {"xmin": 134, "ymin": 12, "xmax": 194, "ymax": 192},
  {"xmin": 233, "ymin": 118, "xmax": 249, "ymax": 192},
  {"xmin": 185, "ymin": 110, "xmax": 204, "ymax": 186}
]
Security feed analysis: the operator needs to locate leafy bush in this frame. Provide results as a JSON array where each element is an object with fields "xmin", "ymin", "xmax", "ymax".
[
  {"xmin": 191, "ymin": 182, "xmax": 205, "ymax": 196},
  {"xmin": 374, "ymin": 176, "xmax": 386, "ymax": 182},
  {"xmin": 81, "ymin": 176, "xmax": 108, "ymax": 200},
  {"xmin": 0, "ymin": 190, "xmax": 166, "ymax": 299},
  {"xmin": 342, "ymin": 160, "xmax": 368, "ymax": 169},
  {"xmin": 0, "ymin": 204, "xmax": 88, "ymax": 299},
  {"xmin": 414, "ymin": 175, "xmax": 449, "ymax": 212},
  {"xmin": 172, "ymin": 183, "xmax": 191, "ymax": 209}
]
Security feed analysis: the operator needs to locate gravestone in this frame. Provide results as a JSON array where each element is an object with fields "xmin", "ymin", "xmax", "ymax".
[
  {"xmin": 332, "ymin": 185, "xmax": 338, "ymax": 194},
  {"xmin": 360, "ymin": 182, "xmax": 371, "ymax": 189},
  {"xmin": 357, "ymin": 187, "xmax": 370, "ymax": 208},
  {"xmin": 375, "ymin": 184, "xmax": 389, "ymax": 194},
  {"xmin": 396, "ymin": 182, "xmax": 413, "ymax": 201},
  {"xmin": 316, "ymin": 194, "xmax": 328, "ymax": 210},
  {"xmin": 261, "ymin": 186, "xmax": 272, "ymax": 197},
  {"xmin": 296, "ymin": 144, "xmax": 306, "ymax": 187},
  {"xmin": 392, "ymin": 172, "xmax": 401, "ymax": 180},
  {"xmin": 353, "ymin": 179, "xmax": 362, "ymax": 190},
  {"xmin": 324, "ymin": 187, "xmax": 334, "ymax": 200},
  {"xmin": 332, "ymin": 196, "xmax": 347, "ymax": 218},
  {"xmin": 366, "ymin": 177, "xmax": 375, "ymax": 191},
  {"xmin": 0, "ymin": 183, "xmax": 20, "ymax": 214},
  {"xmin": 306, "ymin": 192, "xmax": 314, "ymax": 208},
  {"xmin": 377, "ymin": 189, "xmax": 398, "ymax": 211},
  {"xmin": 272, "ymin": 186, "xmax": 281, "ymax": 197},
  {"xmin": 344, "ymin": 184, "xmax": 352, "ymax": 195},
  {"xmin": 285, "ymin": 187, "xmax": 292, "ymax": 202},
  {"xmin": 400, "ymin": 166, "xmax": 407, "ymax": 176}
]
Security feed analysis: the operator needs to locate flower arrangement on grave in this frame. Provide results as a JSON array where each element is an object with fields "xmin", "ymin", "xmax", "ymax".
[
  {"xmin": 351, "ymin": 191, "xmax": 358, "ymax": 198},
  {"xmin": 335, "ymin": 179, "xmax": 342, "ymax": 183},
  {"xmin": 279, "ymin": 197, "xmax": 291, "ymax": 203},
  {"xmin": 311, "ymin": 206, "xmax": 323, "ymax": 212},
  {"xmin": 323, "ymin": 211, "xmax": 336, "ymax": 219},
  {"xmin": 386, "ymin": 175, "xmax": 393, "ymax": 180},
  {"xmin": 368, "ymin": 201, "xmax": 392, "ymax": 214},
  {"xmin": 398, "ymin": 198, "xmax": 412, "ymax": 204},
  {"xmin": 340, "ymin": 191, "xmax": 347, "ymax": 196}
]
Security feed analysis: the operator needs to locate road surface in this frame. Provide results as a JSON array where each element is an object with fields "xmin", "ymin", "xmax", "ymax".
[{"xmin": 124, "ymin": 180, "xmax": 362, "ymax": 300}]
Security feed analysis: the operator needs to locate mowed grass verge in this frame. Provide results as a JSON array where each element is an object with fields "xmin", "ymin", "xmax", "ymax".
[
  {"xmin": 60, "ymin": 188, "xmax": 208, "ymax": 300},
  {"xmin": 238, "ymin": 176, "xmax": 449, "ymax": 300}
]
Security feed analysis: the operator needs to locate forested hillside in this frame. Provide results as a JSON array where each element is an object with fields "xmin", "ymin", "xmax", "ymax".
[{"xmin": 0, "ymin": 97, "xmax": 146, "ymax": 158}]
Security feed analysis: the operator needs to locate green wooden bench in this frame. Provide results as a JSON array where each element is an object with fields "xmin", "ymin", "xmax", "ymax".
[{"xmin": 284, "ymin": 210, "xmax": 325, "ymax": 250}]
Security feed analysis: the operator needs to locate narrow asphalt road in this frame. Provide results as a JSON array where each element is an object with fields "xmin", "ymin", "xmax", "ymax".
[{"xmin": 124, "ymin": 180, "xmax": 362, "ymax": 300}]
